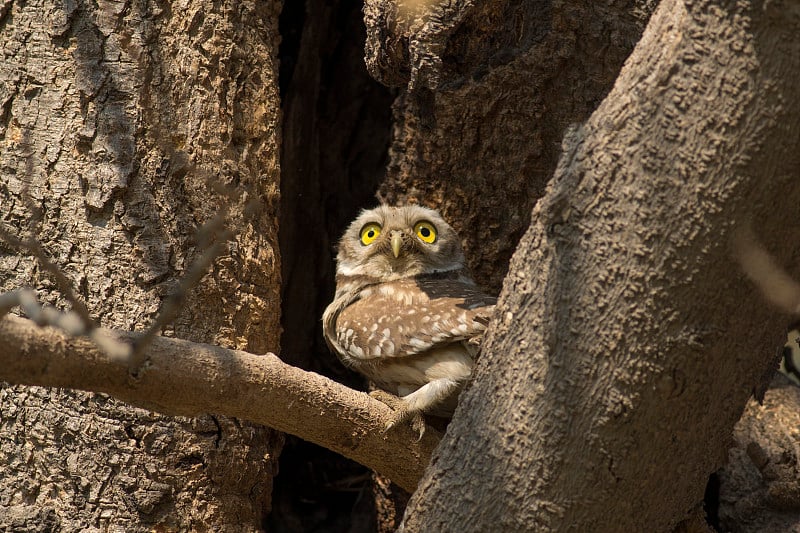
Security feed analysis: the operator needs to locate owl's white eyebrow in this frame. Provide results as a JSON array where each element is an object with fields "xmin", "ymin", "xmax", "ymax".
[
  {"xmin": 358, "ymin": 220, "xmax": 382, "ymax": 229},
  {"xmin": 336, "ymin": 262, "xmax": 368, "ymax": 277}
]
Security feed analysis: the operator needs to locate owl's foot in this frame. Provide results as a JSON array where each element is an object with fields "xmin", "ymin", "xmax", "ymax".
[{"xmin": 369, "ymin": 390, "xmax": 427, "ymax": 440}]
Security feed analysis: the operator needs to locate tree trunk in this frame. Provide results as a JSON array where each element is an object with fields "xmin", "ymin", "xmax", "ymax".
[
  {"xmin": 400, "ymin": 0, "xmax": 800, "ymax": 530},
  {"xmin": 366, "ymin": 0, "xmax": 655, "ymax": 291},
  {"xmin": 0, "ymin": 0, "xmax": 283, "ymax": 529}
]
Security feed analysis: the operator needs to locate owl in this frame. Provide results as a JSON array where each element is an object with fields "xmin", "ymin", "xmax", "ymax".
[{"xmin": 322, "ymin": 205, "xmax": 496, "ymax": 437}]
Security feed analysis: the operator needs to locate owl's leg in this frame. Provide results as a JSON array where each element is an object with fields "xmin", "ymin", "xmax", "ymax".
[
  {"xmin": 370, "ymin": 378, "xmax": 462, "ymax": 440},
  {"xmin": 400, "ymin": 377, "xmax": 461, "ymax": 417}
]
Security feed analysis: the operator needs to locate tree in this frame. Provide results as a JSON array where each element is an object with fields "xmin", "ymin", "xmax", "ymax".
[
  {"xmin": 2, "ymin": 0, "xmax": 800, "ymax": 531},
  {"xmin": 0, "ymin": 0, "xmax": 283, "ymax": 529}
]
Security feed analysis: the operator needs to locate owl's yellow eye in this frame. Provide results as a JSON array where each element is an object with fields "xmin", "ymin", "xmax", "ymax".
[
  {"xmin": 360, "ymin": 223, "xmax": 382, "ymax": 246},
  {"xmin": 414, "ymin": 221, "xmax": 437, "ymax": 244}
]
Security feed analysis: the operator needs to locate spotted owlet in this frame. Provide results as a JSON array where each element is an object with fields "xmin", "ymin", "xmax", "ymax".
[{"xmin": 322, "ymin": 205, "xmax": 496, "ymax": 436}]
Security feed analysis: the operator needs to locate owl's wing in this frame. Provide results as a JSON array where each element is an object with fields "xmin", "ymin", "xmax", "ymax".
[{"xmin": 334, "ymin": 279, "xmax": 496, "ymax": 361}]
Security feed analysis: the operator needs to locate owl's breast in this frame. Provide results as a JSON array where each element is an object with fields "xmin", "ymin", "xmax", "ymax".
[{"xmin": 331, "ymin": 278, "xmax": 492, "ymax": 361}]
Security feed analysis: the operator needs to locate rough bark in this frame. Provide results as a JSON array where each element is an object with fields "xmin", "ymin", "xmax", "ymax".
[
  {"xmin": 372, "ymin": 474, "xmax": 411, "ymax": 533},
  {"xmin": 401, "ymin": 0, "xmax": 800, "ymax": 530},
  {"xmin": 0, "ymin": 386, "xmax": 281, "ymax": 532},
  {"xmin": 718, "ymin": 375, "xmax": 800, "ymax": 532},
  {"xmin": 0, "ymin": 0, "xmax": 282, "ymax": 529},
  {"xmin": 365, "ymin": 0, "xmax": 656, "ymax": 291}
]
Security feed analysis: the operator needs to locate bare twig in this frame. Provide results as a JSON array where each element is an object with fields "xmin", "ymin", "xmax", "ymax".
[
  {"xmin": 125, "ymin": 172, "xmax": 263, "ymax": 371},
  {"xmin": 0, "ymin": 223, "xmax": 133, "ymax": 360},
  {"xmin": 127, "ymin": 193, "xmax": 263, "ymax": 374},
  {"xmin": 0, "ymin": 223, "xmax": 94, "ymax": 327},
  {"xmin": 2, "ymin": 171, "xmax": 267, "ymax": 375},
  {"xmin": 0, "ymin": 288, "xmax": 132, "ymax": 360},
  {"xmin": 127, "ymin": 210, "xmax": 231, "ymax": 373},
  {"xmin": 0, "ymin": 289, "xmax": 32, "ymax": 318}
]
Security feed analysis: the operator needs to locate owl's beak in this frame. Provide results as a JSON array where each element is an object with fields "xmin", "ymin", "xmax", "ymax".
[{"xmin": 391, "ymin": 232, "xmax": 402, "ymax": 258}]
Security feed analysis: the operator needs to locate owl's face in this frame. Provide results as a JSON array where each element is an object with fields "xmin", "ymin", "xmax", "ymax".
[{"xmin": 335, "ymin": 205, "xmax": 466, "ymax": 281}]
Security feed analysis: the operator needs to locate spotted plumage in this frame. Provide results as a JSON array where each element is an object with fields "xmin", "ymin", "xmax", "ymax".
[{"xmin": 323, "ymin": 205, "xmax": 496, "ymax": 434}]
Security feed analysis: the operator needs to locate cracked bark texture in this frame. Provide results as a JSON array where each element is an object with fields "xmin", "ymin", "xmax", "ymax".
[
  {"xmin": 398, "ymin": 0, "xmax": 800, "ymax": 530},
  {"xmin": 365, "ymin": 0, "xmax": 656, "ymax": 292},
  {"xmin": 0, "ymin": 0, "xmax": 282, "ymax": 530}
]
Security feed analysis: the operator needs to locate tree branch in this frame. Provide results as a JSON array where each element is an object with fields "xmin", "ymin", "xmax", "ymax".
[{"xmin": 0, "ymin": 314, "xmax": 439, "ymax": 492}]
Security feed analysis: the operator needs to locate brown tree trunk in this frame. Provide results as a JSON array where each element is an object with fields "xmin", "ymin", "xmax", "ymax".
[
  {"xmin": 398, "ymin": 0, "xmax": 800, "ymax": 530},
  {"xmin": 366, "ymin": 0, "xmax": 655, "ymax": 291},
  {"xmin": 0, "ymin": 0, "xmax": 282, "ymax": 529}
]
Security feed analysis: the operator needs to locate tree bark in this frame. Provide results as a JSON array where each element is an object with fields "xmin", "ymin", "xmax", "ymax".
[
  {"xmin": 0, "ymin": 0, "xmax": 283, "ymax": 529},
  {"xmin": 365, "ymin": 0, "xmax": 655, "ymax": 291},
  {"xmin": 717, "ymin": 375, "xmax": 800, "ymax": 532},
  {"xmin": 400, "ymin": 0, "xmax": 800, "ymax": 530}
]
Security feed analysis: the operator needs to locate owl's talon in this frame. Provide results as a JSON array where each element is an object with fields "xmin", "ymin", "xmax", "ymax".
[
  {"xmin": 370, "ymin": 390, "xmax": 426, "ymax": 440},
  {"xmin": 384, "ymin": 408, "xmax": 426, "ymax": 441},
  {"xmin": 409, "ymin": 412, "xmax": 426, "ymax": 441}
]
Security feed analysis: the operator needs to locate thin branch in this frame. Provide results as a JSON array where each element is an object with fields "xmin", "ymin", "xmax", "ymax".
[
  {"xmin": 127, "ymin": 212, "xmax": 230, "ymax": 373},
  {"xmin": 0, "ymin": 223, "xmax": 94, "ymax": 327},
  {"xmin": 0, "ymin": 314, "xmax": 440, "ymax": 492},
  {"xmin": 0, "ymin": 289, "xmax": 132, "ymax": 360},
  {"xmin": 127, "ymin": 191, "xmax": 263, "ymax": 374},
  {"xmin": 1, "ymin": 180, "xmax": 266, "ymax": 375}
]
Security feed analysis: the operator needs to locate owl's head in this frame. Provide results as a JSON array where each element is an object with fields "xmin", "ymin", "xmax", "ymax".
[{"xmin": 335, "ymin": 205, "xmax": 467, "ymax": 280}]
